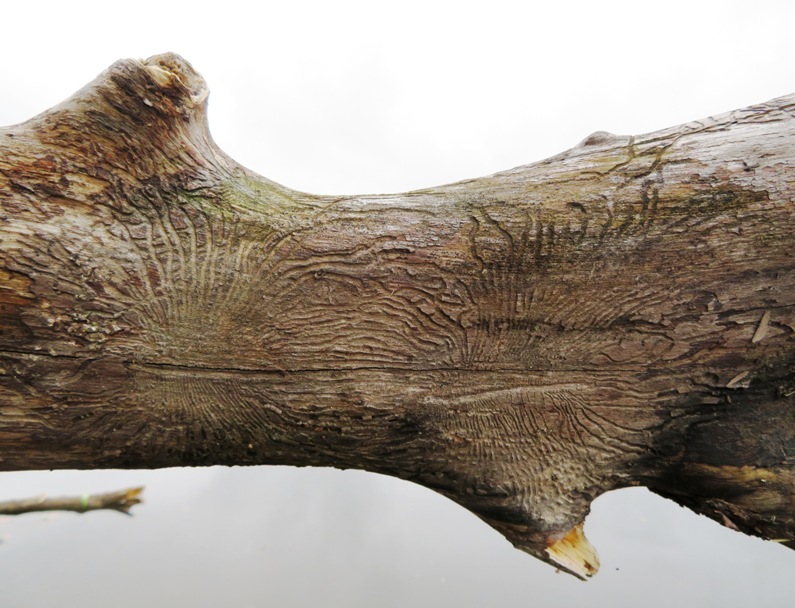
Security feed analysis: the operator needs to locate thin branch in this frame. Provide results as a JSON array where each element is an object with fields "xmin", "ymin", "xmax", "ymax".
[{"xmin": 0, "ymin": 487, "xmax": 144, "ymax": 516}]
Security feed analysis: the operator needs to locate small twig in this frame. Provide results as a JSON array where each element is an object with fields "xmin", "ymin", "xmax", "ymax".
[{"xmin": 0, "ymin": 487, "xmax": 144, "ymax": 516}]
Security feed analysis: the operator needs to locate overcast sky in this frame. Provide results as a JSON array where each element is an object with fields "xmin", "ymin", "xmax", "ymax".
[{"xmin": 1, "ymin": 1, "xmax": 794, "ymax": 606}]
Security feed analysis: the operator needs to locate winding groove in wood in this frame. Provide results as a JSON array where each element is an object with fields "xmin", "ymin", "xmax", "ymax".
[{"xmin": 1, "ymin": 53, "xmax": 793, "ymax": 576}]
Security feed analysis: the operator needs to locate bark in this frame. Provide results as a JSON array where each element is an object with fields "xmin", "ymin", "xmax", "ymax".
[
  {"xmin": 0, "ymin": 53, "xmax": 793, "ymax": 578},
  {"xmin": 0, "ymin": 487, "xmax": 143, "ymax": 516}
]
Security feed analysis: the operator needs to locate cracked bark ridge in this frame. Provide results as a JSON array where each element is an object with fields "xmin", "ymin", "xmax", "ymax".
[{"xmin": 1, "ymin": 53, "xmax": 794, "ymax": 578}]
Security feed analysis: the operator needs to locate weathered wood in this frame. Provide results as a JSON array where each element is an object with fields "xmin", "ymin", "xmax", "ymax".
[
  {"xmin": 0, "ymin": 53, "xmax": 793, "ymax": 577},
  {"xmin": 0, "ymin": 487, "xmax": 143, "ymax": 516}
]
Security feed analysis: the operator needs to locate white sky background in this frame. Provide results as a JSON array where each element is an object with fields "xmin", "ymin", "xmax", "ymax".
[{"xmin": 1, "ymin": 1, "xmax": 794, "ymax": 606}]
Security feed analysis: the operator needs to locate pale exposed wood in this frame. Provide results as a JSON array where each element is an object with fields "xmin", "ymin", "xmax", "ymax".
[
  {"xmin": 0, "ymin": 53, "xmax": 793, "ymax": 578},
  {"xmin": 0, "ymin": 487, "xmax": 143, "ymax": 516},
  {"xmin": 546, "ymin": 523, "xmax": 599, "ymax": 578}
]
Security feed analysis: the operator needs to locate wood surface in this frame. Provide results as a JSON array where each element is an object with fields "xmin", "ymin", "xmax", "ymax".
[{"xmin": 1, "ymin": 53, "xmax": 792, "ymax": 577}]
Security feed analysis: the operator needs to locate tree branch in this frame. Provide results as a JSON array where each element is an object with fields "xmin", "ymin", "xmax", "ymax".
[
  {"xmin": 0, "ymin": 53, "xmax": 793, "ymax": 578},
  {"xmin": 0, "ymin": 487, "xmax": 143, "ymax": 516}
]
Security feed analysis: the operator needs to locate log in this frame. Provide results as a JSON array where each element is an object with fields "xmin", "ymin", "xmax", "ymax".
[{"xmin": 0, "ymin": 53, "xmax": 792, "ymax": 578}]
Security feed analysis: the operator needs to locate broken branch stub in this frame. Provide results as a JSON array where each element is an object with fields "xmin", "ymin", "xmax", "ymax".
[{"xmin": 0, "ymin": 53, "xmax": 793, "ymax": 578}]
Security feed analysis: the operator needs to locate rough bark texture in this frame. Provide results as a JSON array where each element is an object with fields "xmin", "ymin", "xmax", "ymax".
[{"xmin": 0, "ymin": 53, "xmax": 793, "ymax": 577}]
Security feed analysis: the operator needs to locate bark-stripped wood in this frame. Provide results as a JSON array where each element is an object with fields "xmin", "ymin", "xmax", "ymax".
[
  {"xmin": 0, "ymin": 53, "xmax": 793, "ymax": 578},
  {"xmin": 0, "ymin": 487, "xmax": 143, "ymax": 516}
]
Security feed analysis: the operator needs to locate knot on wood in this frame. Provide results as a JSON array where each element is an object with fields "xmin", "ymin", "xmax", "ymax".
[
  {"xmin": 106, "ymin": 52, "xmax": 210, "ymax": 120},
  {"xmin": 577, "ymin": 130, "xmax": 621, "ymax": 147},
  {"xmin": 20, "ymin": 52, "xmax": 227, "ymax": 188},
  {"xmin": 139, "ymin": 53, "xmax": 210, "ymax": 109}
]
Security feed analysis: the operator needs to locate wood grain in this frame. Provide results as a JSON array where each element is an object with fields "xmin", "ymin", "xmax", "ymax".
[{"xmin": 1, "ymin": 53, "xmax": 793, "ymax": 576}]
